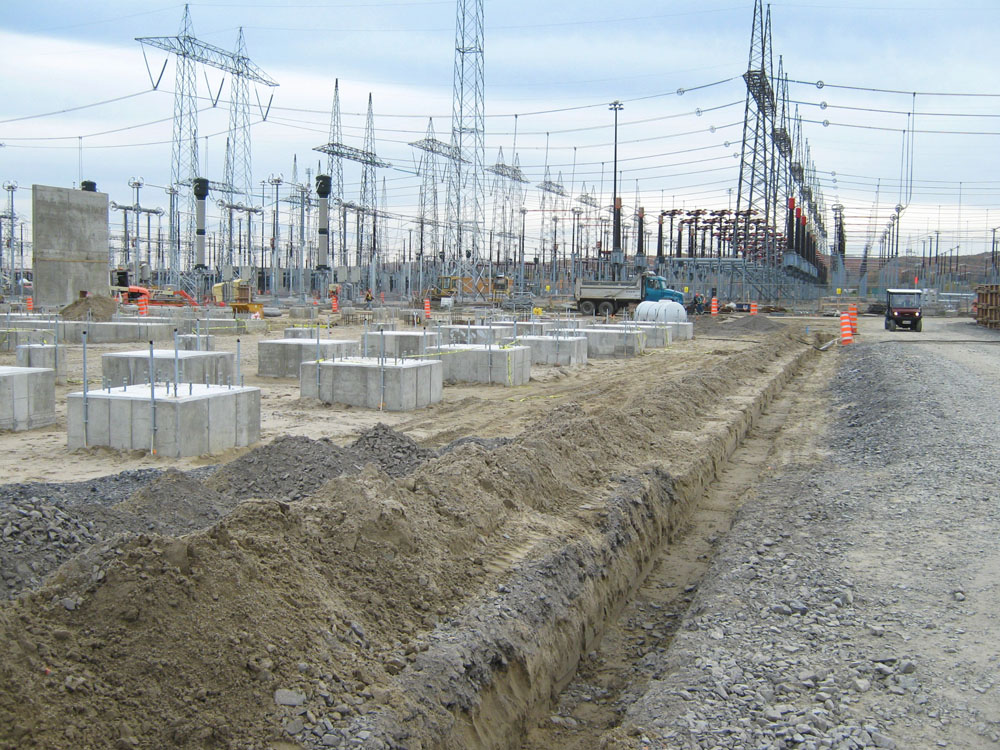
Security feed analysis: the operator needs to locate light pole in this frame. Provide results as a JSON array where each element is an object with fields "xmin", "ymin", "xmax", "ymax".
[{"xmin": 609, "ymin": 100, "xmax": 624, "ymax": 278}]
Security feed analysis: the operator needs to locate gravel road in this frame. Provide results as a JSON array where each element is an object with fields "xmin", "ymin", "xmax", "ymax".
[{"xmin": 613, "ymin": 316, "xmax": 1000, "ymax": 749}]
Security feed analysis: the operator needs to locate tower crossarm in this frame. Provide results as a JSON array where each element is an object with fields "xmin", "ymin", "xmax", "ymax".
[
  {"xmin": 136, "ymin": 35, "xmax": 277, "ymax": 86},
  {"xmin": 314, "ymin": 142, "xmax": 391, "ymax": 169}
]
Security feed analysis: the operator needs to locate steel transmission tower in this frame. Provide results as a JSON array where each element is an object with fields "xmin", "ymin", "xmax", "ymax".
[
  {"xmin": 137, "ymin": 5, "xmax": 277, "ymax": 272},
  {"xmin": 327, "ymin": 80, "xmax": 346, "ymax": 266},
  {"xmin": 734, "ymin": 0, "xmax": 778, "ymax": 263},
  {"xmin": 412, "ymin": 119, "xmax": 447, "ymax": 263},
  {"xmin": 446, "ymin": 0, "xmax": 486, "ymax": 264}
]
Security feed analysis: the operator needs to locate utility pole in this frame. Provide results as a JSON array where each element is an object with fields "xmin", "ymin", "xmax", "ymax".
[
  {"xmin": 269, "ymin": 175, "xmax": 282, "ymax": 296},
  {"xmin": 1, "ymin": 182, "xmax": 16, "ymax": 293},
  {"xmin": 609, "ymin": 100, "xmax": 624, "ymax": 279}
]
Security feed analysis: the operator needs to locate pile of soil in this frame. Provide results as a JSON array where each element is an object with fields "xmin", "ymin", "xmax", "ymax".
[
  {"xmin": 693, "ymin": 312, "xmax": 786, "ymax": 336},
  {"xmin": 0, "ymin": 329, "xmax": 808, "ymax": 750},
  {"xmin": 59, "ymin": 295, "xmax": 118, "ymax": 322}
]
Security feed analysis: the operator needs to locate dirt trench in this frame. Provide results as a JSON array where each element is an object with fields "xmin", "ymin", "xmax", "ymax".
[{"xmin": 0, "ymin": 318, "xmax": 827, "ymax": 750}]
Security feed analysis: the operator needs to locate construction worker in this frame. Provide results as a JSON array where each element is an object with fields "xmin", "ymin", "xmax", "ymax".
[
  {"xmin": 694, "ymin": 292, "xmax": 705, "ymax": 315},
  {"xmin": 364, "ymin": 288, "xmax": 374, "ymax": 310}
]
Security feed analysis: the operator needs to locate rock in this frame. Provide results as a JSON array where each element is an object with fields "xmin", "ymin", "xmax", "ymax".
[
  {"xmin": 870, "ymin": 730, "xmax": 896, "ymax": 748},
  {"xmin": 898, "ymin": 660, "xmax": 916, "ymax": 674},
  {"xmin": 771, "ymin": 603, "xmax": 793, "ymax": 616},
  {"xmin": 60, "ymin": 597, "xmax": 77, "ymax": 611},
  {"xmin": 274, "ymin": 688, "xmax": 307, "ymax": 707},
  {"xmin": 284, "ymin": 717, "xmax": 305, "ymax": 735},
  {"xmin": 953, "ymin": 591, "xmax": 966, "ymax": 602},
  {"xmin": 852, "ymin": 678, "xmax": 871, "ymax": 693},
  {"xmin": 321, "ymin": 733, "xmax": 340, "ymax": 746}
]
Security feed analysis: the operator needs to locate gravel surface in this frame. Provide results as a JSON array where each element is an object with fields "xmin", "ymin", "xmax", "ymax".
[{"xmin": 617, "ymin": 321, "xmax": 1000, "ymax": 749}]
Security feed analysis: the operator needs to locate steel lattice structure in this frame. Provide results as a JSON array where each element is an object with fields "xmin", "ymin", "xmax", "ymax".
[
  {"xmin": 137, "ymin": 4, "xmax": 276, "ymax": 273},
  {"xmin": 445, "ymin": 0, "xmax": 485, "ymax": 264},
  {"xmin": 413, "ymin": 119, "xmax": 445, "ymax": 262},
  {"xmin": 327, "ymin": 80, "xmax": 346, "ymax": 266}
]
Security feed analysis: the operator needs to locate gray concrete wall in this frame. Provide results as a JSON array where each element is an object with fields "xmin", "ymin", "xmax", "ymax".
[{"xmin": 32, "ymin": 185, "xmax": 111, "ymax": 307}]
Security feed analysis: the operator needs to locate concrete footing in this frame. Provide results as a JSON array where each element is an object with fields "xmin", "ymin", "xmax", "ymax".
[
  {"xmin": 300, "ymin": 358, "xmax": 442, "ymax": 411},
  {"xmin": 441, "ymin": 324, "xmax": 516, "ymax": 345},
  {"xmin": 288, "ymin": 306, "xmax": 318, "ymax": 320},
  {"xmin": 509, "ymin": 321, "xmax": 557, "ymax": 337},
  {"xmin": 258, "ymin": 339, "xmax": 359, "ymax": 378},
  {"xmin": 551, "ymin": 328, "xmax": 646, "ymax": 358},
  {"xmin": 1, "ymin": 328, "xmax": 55, "ymax": 352},
  {"xmin": 591, "ymin": 324, "xmax": 671, "ymax": 348},
  {"xmin": 177, "ymin": 334, "xmax": 215, "ymax": 351},
  {"xmin": 283, "ymin": 327, "xmax": 320, "ymax": 339},
  {"xmin": 0, "ymin": 366, "xmax": 56, "ymax": 431},
  {"xmin": 360, "ymin": 330, "xmax": 440, "ymax": 358},
  {"xmin": 670, "ymin": 322, "xmax": 694, "ymax": 340},
  {"xmin": 514, "ymin": 336, "xmax": 588, "ymax": 366},
  {"xmin": 101, "ymin": 349, "xmax": 235, "ymax": 387},
  {"xmin": 15, "ymin": 345, "xmax": 67, "ymax": 381},
  {"xmin": 67, "ymin": 383, "xmax": 260, "ymax": 456},
  {"xmin": 427, "ymin": 344, "xmax": 531, "ymax": 386}
]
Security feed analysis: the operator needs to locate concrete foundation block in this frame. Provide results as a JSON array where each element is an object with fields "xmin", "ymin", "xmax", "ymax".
[
  {"xmin": 176, "ymin": 334, "xmax": 216, "ymax": 351},
  {"xmin": 670, "ymin": 322, "xmax": 694, "ymax": 340},
  {"xmin": 283, "ymin": 327, "xmax": 320, "ymax": 339},
  {"xmin": 509, "ymin": 321, "xmax": 557, "ymax": 337},
  {"xmin": 101, "ymin": 349, "xmax": 235, "ymax": 387},
  {"xmin": 427, "ymin": 344, "xmax": 532, "ymax": 386},
  {"xmin": 258, "ymin": 339, "xmax": 359, "ymax": 378},
  {"xmin": 515, "ymin": 335, "xmax": 588, "ymax": 366},
  {"xmin": 288, "ymin": 306, "xmax": 318, "ymax": 320},
  {"xmin": 550, "ymin": 328, "xmax": 646, "ymax": 358},
  {"xmin": 300, "ymin": 357, "xmax": 442, "ymax": 411},
  {"xmin": 591, "ymin": 324, "xmax": 671, "ymax": 348},
  {"xmin": 67, "ymin": 383, "xmax": 260, "ymax": 456},
  {"xmin": 2, "ymin": 328, "xmax": 56, "ymax": 352},
  {"xmin": 15, "ymin": 345, "xmax": 67, "ymax": 381},
  {"xmin": 441, "ymin": 324, "xmax": 516, "ymax": 345},
  {"xmin": 0, "ymin": 366, "xmax": 57, "ymax": 431},
  {"xmin": 360, "ymin": 330, "xmax": 440, "ymax": 359}
]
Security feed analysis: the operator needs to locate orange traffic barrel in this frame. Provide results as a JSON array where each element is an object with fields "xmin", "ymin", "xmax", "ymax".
[
  {"xmin": 848, "ymin": 304, "xmax": 858, "ymax": 336},
  {"xmin": 423, "ymin": 298, "xmax": 431, "ymax": 320},
  {"xmin": 137, "ymin": 296, "xmax": 149, "ymax": 316},
  {"xmin": 331, "ymin": 295, "xmax": 339, "ymax": 313},
  {"xmin": 750, "ymin": 302, "xmax": 758, "ymax": 315},
  {"xmin": 840, "ymin": 312, "xmax": 853, "ymax": 345},
  {"xmin": 710, "ymin": 297, "xmax": 719, "ymax": 317},
  {"xmin": 26, "ymin": 296, "xmax": 33, "ymax": 312}
]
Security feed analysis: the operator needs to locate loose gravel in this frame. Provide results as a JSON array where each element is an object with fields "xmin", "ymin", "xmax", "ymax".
[{"xmin": 614, "ymin": 328, "xmax": 1000, "ymax": 749}]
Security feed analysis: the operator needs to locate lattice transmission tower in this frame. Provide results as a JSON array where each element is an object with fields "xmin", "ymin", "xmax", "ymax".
[
  {"xmin": 412, "ymin": 119, "xmax": 449, "ymax": 263},
  {"xmin": 327, "ymin": 80, "xmax": 346, "ymax": 266},
  {"xmin": 137, "ymin": 4, "xmax": 276, "ymax": 273},
  {"xmin": 446, "ymin": 0, "xmax": 486, "ymax": 265},
  {"xmin": 733, "ymin": 0, "xmax": 778, "ymax": 263}
]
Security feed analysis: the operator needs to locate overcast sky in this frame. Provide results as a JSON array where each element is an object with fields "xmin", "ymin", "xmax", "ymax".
[{"xmin": 1, "ymin": 0, "xmax": 998, "ymax": 260}]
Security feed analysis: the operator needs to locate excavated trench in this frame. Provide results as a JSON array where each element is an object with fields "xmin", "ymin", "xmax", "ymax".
[
  {"xmin": 0, "ymin": 323, "xmax": 826, "ymax": 750},
  {"xmin": 337, "ymin": 341, "xmax": 818, "ymax": 750}
]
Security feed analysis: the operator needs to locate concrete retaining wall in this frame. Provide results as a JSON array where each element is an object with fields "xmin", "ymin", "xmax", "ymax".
[
  {"xmin": 67, "ymin": 383, "xmax": 260, "ymax": 456},
  {"xmin": 0, "ymin": 366, "xmax": 56, "ymax": 431},
  {"xmin": 300, "ymin": 358, "xmax": 442, "ymax": 411}
]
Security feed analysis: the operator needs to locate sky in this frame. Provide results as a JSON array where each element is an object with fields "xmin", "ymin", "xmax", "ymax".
[{"xmin": 1, "ymin": 0, "xmax": 999, "ymax": 265}]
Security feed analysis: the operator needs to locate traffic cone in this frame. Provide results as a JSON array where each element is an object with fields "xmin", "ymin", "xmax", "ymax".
[
  {"xmin": 137, "ymin": 296, "xmax": 149, "ymax": 316},
  {"xmin": 331, "ymin": 295, "xmax": 339, "ymax": 313},
  {"xmin": 840, "ymin": 312, "xmax": 853, "ymax": 345},
  {"xmin": 750, "ymin": 302, "xmax": 758, "ymax": 315},
  {"xmin": 848, "ymin": 304, "xmax": 858, "ymax": 336},
  {"xmin": 423, "ymin": 298, "xmax": 431, "ymax": 320},
  {"xmin": 710, "ymin": 297, "xmax": 719, "ymax": 317},
  {"xmin": 26, "ymin": 296, "xmax": 33, "ymax": 312}
]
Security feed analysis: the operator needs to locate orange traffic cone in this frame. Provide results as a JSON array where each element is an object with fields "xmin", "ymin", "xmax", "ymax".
[
  {"xmin": 848, "ymin": 304, "xmax": 858, "ymax": 336},
  {"xmin": 750, "ymin": 302, "xmax": 758, "ymax": 315},
  {"xmin": 137, "ymin": 296, "xmax": 149, "ymax": 316},
  {"xmin": 710, "ymin": 297, "xmax": 719, "ymax": 317},
  {"xmin": 26, "ymin": 296, "xmax": 33, "ymax": 312},
  {"xmin": 331, "ymin": 295, "xmax": 339, "ymax": 313},
  {"xmin": 423, "ymin": 298, "xmax": 431, "ymax": 320},
  {"xmin": 840, "ymin": 312, "xmax": 853, "ymax": 345}
]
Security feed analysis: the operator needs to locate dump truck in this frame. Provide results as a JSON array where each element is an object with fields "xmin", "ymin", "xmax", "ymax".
[{"xmin": 574, "ymin": 273, "xmax": 684, "ymax": 316}]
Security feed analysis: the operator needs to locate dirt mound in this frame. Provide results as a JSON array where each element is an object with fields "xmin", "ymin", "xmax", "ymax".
[
  {"xmin": 349, "ymin": 423, "xmax": 434, "ymax": 477},
  {"xmin": 205, "ymin": 434, "xmax": 362, "ymax": 500},
  {"xmin": 116, "ymin": 468, "xmax": 233, "ymax": 535},
  {"xmin": 59, "ymin": 295, "xmax": 118, "ymax": 322}
]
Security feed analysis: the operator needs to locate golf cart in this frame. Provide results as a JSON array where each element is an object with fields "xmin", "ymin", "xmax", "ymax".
[{"xmin": 885, "ymin": 288, "xmax": 923, "ymax": 332}]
